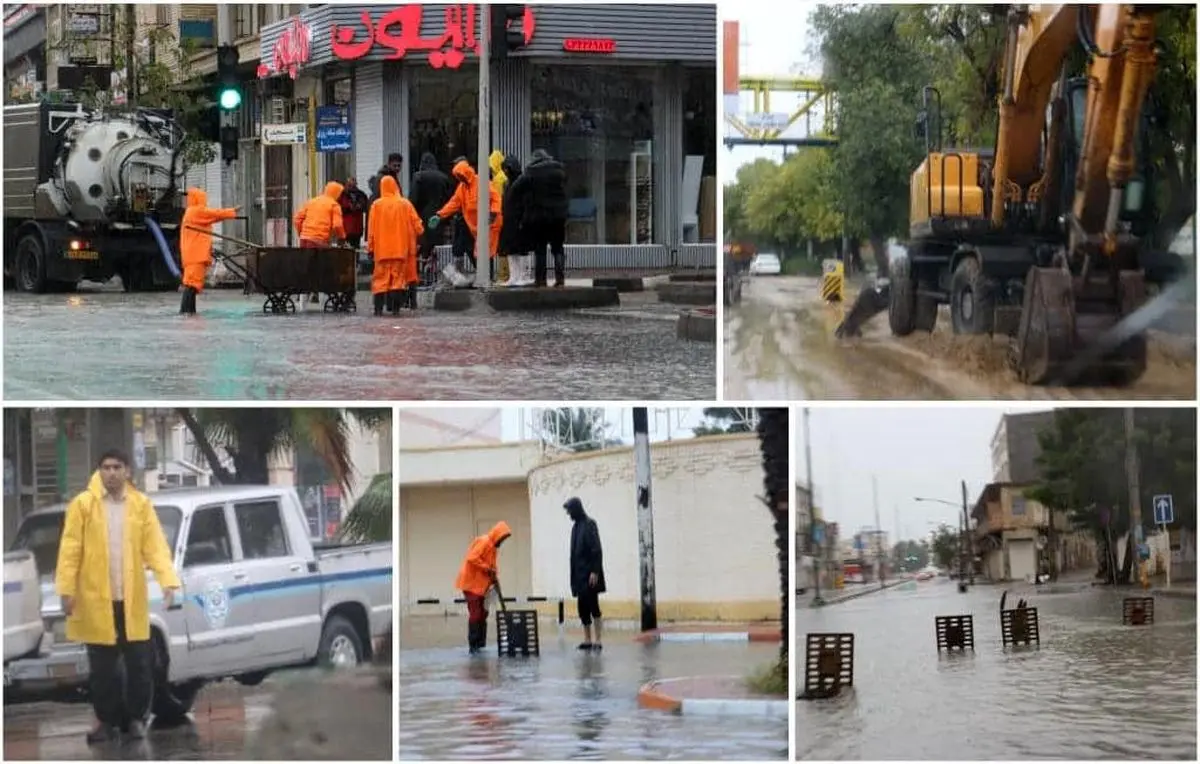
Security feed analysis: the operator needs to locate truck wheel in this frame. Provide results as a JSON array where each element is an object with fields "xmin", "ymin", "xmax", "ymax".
[
  {"xmin": 950, "ymin": 257, "xmax": 995, "ymax": 335},
  {"xmin": 15, "ymin": 234, "xmax": 47, "ymax": 294},
  {"xmin": 150, "ymin": 633, "xmax": 203, "ymax": 724},
  {"xmin": 888, "ymin": 257, "xmax": 918, "ymax": 336},
  {"xmin": 318, "ymin": 615, "xmax": 364, "ymax": 669}
]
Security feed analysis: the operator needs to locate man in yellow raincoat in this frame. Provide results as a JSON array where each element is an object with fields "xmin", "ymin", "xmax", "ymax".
[
  {"xmin": 55, "ymin": 449, "xmax": 181, "ymax": 744},
  {"xmin": 488, "ymin": 150, "xmax": 510, "ymax": 284},
  {"xmin": 455, "ymin": 521, "xmax": 511, "ymax": 653}
]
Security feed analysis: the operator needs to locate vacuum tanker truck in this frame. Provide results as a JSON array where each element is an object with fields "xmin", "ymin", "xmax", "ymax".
[{"xmin": 3, "ymin": 101, "xmax": 186, "ymax": 293}]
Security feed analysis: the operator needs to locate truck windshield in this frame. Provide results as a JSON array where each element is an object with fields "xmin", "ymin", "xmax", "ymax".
[{"xmin": 10, "ymin": 506, "xmax": 183, "ymax": 576}]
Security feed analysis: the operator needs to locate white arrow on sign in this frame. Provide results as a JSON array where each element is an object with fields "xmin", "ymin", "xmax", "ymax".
[{"xmin": 1153, "ymin": 494, "xmax": 1174, "ymax": 524}]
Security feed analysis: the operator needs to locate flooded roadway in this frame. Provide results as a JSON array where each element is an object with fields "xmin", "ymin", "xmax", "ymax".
[
  {"xmin": 4, "ymin": 288, "xmax": 713, "ymax": 401},
  {"xmin": 795, "ymin": 580, "xmax": 1197, "ymax": 760},
  {"xmin": 399, "ymin": 617, "xmax": 787, "ymax": 760},
  {"xmin": 725, "ymin": 276, "xmax": 1196, "ymax": 400}
]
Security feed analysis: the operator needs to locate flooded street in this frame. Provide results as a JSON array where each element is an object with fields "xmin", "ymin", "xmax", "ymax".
[
  {"xmin": 399, "ymin": 617, "xmax": 787, "ymax": 760},
  {"xmin": 795, "ymin": 580, "xmax": 1197, "ymax": 760},
  {"xmin": 725, "ymin": 276, "xmax": 1196, "ymax": 401},
  {"xmin": 4, "ymin": 289, "xmax": 713, "ymax": 400}
]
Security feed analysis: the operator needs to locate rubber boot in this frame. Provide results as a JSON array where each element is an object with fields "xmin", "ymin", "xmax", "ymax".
[
  {"xmin": 388, "ymin": 290, "xmax": 402, "ymax": 315},
  {"xmin": 373, "ymin": 293, "xmax": 385, "ymax": 317},
  {"xmin": 553, "ymin": 253, "xmax": 566, "ymax": 288},
  {"xmin": 407, "ymin": 287, "xmax": 418, "ymax": 310}
]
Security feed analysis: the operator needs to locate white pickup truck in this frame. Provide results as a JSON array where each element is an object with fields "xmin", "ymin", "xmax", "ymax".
[
  {"xmin": 4, "ymin": 484, "xmax": 393, "ymax": 722},
  {"xmin": 4, "ymin": 550, "xmax": 44, "ymax": 662}
]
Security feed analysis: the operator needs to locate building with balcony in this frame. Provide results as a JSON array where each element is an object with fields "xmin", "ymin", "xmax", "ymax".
[{"xmin": 970, "ymin": 482, "xmax": 1092, "ymax": 582}]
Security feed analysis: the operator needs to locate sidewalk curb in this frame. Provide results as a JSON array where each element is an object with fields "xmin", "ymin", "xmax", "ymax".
[
  {"xmin": 808, "ymin": 578, "xmax": 911, "ymax": 608},
  {"xmin": 634, "ymin": 628, "xmax": 782, "ymax": 644},
  {"xmin": 637, "ymin": 678, "xmax": 789, "ymax": 718},
  {"xmin": 1150, "ymin": 587, "xmax": 1197, "ymax": 600}
]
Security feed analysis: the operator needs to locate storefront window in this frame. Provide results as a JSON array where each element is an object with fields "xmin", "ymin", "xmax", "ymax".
[
  {"xmin": 409, "ymin": 67, "xmax": 478, "ymax": 181},
  {"xmin": 323, "ymin": 76, "xmax": 354, "ymax": 187},
  {"xmin": 531, "ymin": 64, "xmax": 655, "ymax": 246},
  {"xmin": 684, "ymin": 66, "xmax": 717, "ymax": 243}
]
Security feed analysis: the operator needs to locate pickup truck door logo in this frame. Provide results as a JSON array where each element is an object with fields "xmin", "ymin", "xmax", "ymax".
[{"xmin": 200, "ymin": 578, "xmax": 230, "ymax": 629}]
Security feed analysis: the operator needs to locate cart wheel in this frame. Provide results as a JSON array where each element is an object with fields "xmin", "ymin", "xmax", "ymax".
[
  {"xmin": 285, "ymin": 297, "xmax": 297, "ymax": 314},
  {"xmin": 262, "ymin": 297, "xmax": 276, "ymax": 315}
]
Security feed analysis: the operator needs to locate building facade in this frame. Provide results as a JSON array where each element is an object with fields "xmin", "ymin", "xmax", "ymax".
[{"xmin": 257, "ymin": 3, "xmax": 717, "ymax": 269}]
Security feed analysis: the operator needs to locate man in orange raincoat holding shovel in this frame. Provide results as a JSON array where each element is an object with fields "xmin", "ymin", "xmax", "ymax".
[
  {"xmin": 366, "ymin": 175, "xmax": 423, "ymax": 316},
  {"xmin": 179, "ymin": 188, "xmax": 238, "ymax": 315},
  {"xmin": 455, "ymin": 521, "xmax": 511, "ymax": 653}
]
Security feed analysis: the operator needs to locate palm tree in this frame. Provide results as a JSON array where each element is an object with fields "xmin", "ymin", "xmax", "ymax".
[
  {"xmin": 757, "ymin": 408, "xmax": 789, "ymax": 683},
  {"xmin": 177, "ymin": 408, "xmax": 391, "ymax": 493},
  {"xmin": 541, "ymin": 407, "xmax": 618, "ymax": 452},
  {"xmin": 339, "ymin": 472, "xmax": 394, "ymax": 543}
]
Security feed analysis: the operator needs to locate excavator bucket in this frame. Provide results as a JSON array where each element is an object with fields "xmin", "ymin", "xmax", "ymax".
[
  {"xmin": 1011, "ymin": 267, "xmax": 1148, "ymax": 386},
  {"xmin": 835, "ymin": 283, "xmax": 890, "ymax": 338}
]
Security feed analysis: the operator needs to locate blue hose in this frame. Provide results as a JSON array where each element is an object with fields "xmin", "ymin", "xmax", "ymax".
[{"xmin": 145, "ymin": 215, "xmax": 181, "ymax": 278}]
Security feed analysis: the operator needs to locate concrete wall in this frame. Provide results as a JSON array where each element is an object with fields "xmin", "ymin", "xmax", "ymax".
[
  {"xmin": 527, "ymin": 433, "xmax": 776, "ymax": 621},
  {"xmin": 398, "ymin": 409, "xmax": 504, "ymax": 449}
]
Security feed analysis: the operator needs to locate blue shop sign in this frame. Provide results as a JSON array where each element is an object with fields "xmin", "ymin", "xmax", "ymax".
[{"xmin": 316, "ymin": 104, "xmax": 352, "ymax": 152}]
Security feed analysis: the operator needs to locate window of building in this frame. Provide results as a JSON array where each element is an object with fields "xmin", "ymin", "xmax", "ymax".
[
  {"xmin": 234, "ymin": 5, "xmax": 257, "ymax": 39},
  {"xmin": 409, "ymin": 67, "xmax": 478, "ymax": 179},
  {"xmin": 234, "ymin": 499, "xmax": 290, "ymax": 559},
  {"xmin": 184, "ymin": 506, "xmax": 233, "ymax": 567},
  {"xmin": 531, "ymin": 64, "xmax": 656, "ymax": 246},
  {"xmin": 322, "ymin": 75, "xmax": 355, "ymax": 187},
  {"xmin": 683, "ymin": 66, "xmax": 716, "ymax": 243},
  {"xmin": 1011, "ymin": 496, "xmax": 1026, "ymax": 516}
]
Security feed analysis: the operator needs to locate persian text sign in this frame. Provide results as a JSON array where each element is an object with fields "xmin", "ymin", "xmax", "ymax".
[
  {"xmin": 330, "ymin": 4, "xmax": 535, "ymax": 69},
  {"xmin": 258, "ymin": 16, "xmax": 312, "ymax": 79}
]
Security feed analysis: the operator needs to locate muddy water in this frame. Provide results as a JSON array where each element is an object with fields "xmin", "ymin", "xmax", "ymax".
[
  {"xmin": 725, "ymin": 276, "xmax": 1196, "ymax": 401},
  {"xmin": 795, "ymin": 582, "xmax": 1197, "ymax": 760}
]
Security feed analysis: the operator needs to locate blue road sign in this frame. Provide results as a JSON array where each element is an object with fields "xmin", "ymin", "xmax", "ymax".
[
  {"xmin": 316, "ymin": 104, "xmax": 352, "ymax": 153},
  {"xmin": 812, "ymin": 521, "xmax": 825, "ymax": 546},
  {"xmin": 1152, "ymin": 494, "xmax": 1175, "ymax": 525}
]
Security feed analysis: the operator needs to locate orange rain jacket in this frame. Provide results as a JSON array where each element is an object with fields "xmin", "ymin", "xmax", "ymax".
[
  {"xmin": 436, "ymin": 161, "xmax": 502, "ymax": 258},
  {"xmin": 180, "ymin": 188, "xmax": 237, "ymax": 291},
  {"xmin": 294, "ymin": 182, "xmax": 346, "ymax": 244},
  {"xmin": 367, "ymin": 175, "xmax": 423, "ymax": 293},
  {"xmin": 455, "ymin": 521, "xmax": 512, "ymax": 597}
]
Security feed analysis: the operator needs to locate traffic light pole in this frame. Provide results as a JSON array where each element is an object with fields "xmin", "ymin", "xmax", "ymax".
[{"xmin": 474, "ymin": 5, "xmax": 491, "ymax": 289}]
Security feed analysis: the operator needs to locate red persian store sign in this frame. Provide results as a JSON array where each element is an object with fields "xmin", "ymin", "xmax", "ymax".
[
  {"xmin": 333, "ymin": 4, "xmax": 536, "ymax": 69},
  {"xmin": 563, "ymin": 38, "xmax": 616, "ymax": 54},
  {"xmin": 257, "ymin": 16, "xmax": 312, "ymax": 79}
]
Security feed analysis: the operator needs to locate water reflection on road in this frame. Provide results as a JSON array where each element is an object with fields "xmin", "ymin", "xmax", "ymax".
[{"xmin": 795, "ymin": 580, "xmax": 1196, "ymax": 760}]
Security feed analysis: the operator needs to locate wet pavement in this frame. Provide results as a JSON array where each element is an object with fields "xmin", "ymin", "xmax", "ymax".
[
  {"xmin": 725, "ymin": 276, "xmax": 1197, "ymax": 401},
  {"xmin": 4, "ymin": 288, "xmax": 713, "ymax": 400},
  {"xmin": 795, "ymin": 579, "xmax": 1197, "ymax": 760},
  {"xmin": 398, "ymin": 617, "xmax": 787, "ymax": 760}
]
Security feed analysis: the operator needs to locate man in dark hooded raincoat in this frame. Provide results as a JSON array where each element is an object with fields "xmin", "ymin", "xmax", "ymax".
[
  {"xmin": 410, "ymin": 152, "xmax": 452, "ymax": 296},
  {"xmin": 563, "ymin": 497, "xmax": 606, "ymax": 651}
]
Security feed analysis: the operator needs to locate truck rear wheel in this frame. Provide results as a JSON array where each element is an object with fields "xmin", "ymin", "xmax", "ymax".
[
  {"xmin": 950, "ymin": 256, "xmax": 995, "ymax": 335},
  {"xmin": 15, "ymin": 234, "xmax": 47, "ymax": 293},
  {"xmin": 150, "ymin": 633, "xmax": 203, "ymax": 724},
  {"xmin": 319, "ymin": 615, "xmax": 364, "ymax": 669}
]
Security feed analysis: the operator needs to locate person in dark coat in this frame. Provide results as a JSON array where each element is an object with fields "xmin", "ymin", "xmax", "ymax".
[
  {"xmin": 410, "ymin": 152, "xmax": 453, "ymax": 291},
  {"xmin": 515, "ymin": 148, "xmax": 569, "ymax": 287},
  {"xmin": 369, "ymin": 153, "xmax": 404, "ymax": 200},
  {"xmin": 337, "ymin": 177, "xmax": 370, "ymax": 249},
  {"xmin": 564, "ymin": 497, "xmax": 606, "ymax": 651},
  {"xmin": 498, "ymin": 153, "xmax": 531, "ymax": 286}
]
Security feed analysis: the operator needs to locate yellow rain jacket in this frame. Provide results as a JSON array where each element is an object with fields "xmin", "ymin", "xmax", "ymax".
[
  {"xmin": 55, "ymin": 472, "xmax": 181, "ymax": 645},
  {"xmin": 489, "ymin": 149, "xmax": 508, "ymax": 197}
]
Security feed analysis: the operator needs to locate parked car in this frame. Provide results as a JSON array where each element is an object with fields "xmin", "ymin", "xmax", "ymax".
[
  {"xmin": 749, "ymin": 253, "xmax": 782, "ymax": 276},
  {"xmin": 4, "ymin": 550, "xmax": 44, "ymax": 663},
  {"xmin": 4, "ymin": 485, "xmax": 393, "ymax": 723}
]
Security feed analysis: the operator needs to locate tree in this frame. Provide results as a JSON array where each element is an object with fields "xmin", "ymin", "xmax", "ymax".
[
  {"xmin": 339, "ymin": 472, "xmax": 394, "ymax": 543},
  {"xmin": 540, "ymin": 408, "xmax": 618, "ymax": 452},
  {"xmin": 892, "ymin": 538, "xmax": 930, "ymax": 571},
  {"xmin": 744, "ymin": 149, "xmax": 844, "ymax": 249},
  {"xmin": 724, "ymin": 158, "xmax": 786, "ymax": 245},
  {"xmin": 929, "ymin": 523, "xmax": 959, "ymax": 569},
  {"xmin": 177, "ymin": 408, "xmax": 392, "ymax": 492},
  {"xmin": 693, "ymin": 408, "xmax": 758, "ymax": 436},
  {"xmin": 757, "ymin": 409, "xmax": 789, "ymax": 685}
]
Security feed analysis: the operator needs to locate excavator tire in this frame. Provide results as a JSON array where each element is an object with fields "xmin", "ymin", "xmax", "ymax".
[
  {"xmin": 949, "ymin": 256, "xmax": 995, "ymax": 335},
  {"xmin": 887, "ymin": 257, "xmax": 937, "ymax": 336},
  {"xmin": 1011, "ymin": 267, "xmax": 1148, "ymax": 386}
]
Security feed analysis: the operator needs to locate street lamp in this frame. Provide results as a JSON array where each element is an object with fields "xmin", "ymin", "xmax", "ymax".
[{"xmin": 916, "ymin": 483, "xmax": 975, "ymax": 589}]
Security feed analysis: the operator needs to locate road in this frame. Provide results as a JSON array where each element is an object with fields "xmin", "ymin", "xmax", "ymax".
[
  {"xmin": 795, "ymin": 579, "xmax": 1197, "ymax": 760},
  {"xmin": 399, "ymin": 618, "xmax": 787, "ymax": 760},
  {"xmin": 3, "ymin": 666, "xmax": 391, "ymax": 760},
  {"xmin": 725, "ymin": 276, "xmax": 1196, "ymax": 400},
  {"xmin": 4, "ymin": 287, "xmax": 713, "ymax": 400}
]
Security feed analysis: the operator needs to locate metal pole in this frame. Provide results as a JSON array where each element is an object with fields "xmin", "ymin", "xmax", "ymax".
[
  {"xmin": 805, "ymin": 409, "xmax": 820, "ymax": 604},
  {"xmin": 872, "ymin": 475, "xmax": 883, "ymax": 585},
  {"xmin": 961, "ymin": 479, "xmax": 974, "ymax": 585},
  {"xmin": 124, "ymin": 4, "xmax": 137, "ymax": 108},
  {"xmin": 633, "ymin": 408, "xmax": 657, "ymax": 631},
  {"xmin": 1124, "ymin": 408, "xmax": 1142, "ymax": 583},
  {"xmin": 474, "ymin": 5, "xmax": 491, "ymax": 289}
]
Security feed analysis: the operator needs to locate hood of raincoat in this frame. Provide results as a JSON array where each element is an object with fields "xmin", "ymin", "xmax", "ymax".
[
  {"xmin": 451, "ymin": 160, "xmax": 476, "ymax": 185},
  {"xmin": 379, "ymin": 175, "xmax": 400, "ymax": 197},
  {"xmin": 86, "ymin": 470, "xmax": 137, "ymax": 500},
  {"xmin": 418, "ymin": 152, "xmax": 439, "ymax": 172},
  {"xmin": 501, "ymin": 154, "xmax": 523, "ymax": 180},
  {"xmin": 488, "ymin": 150, "xmax": 506, "ymax": 177},
  {"xmin": 486, "ymin": 521, "xmax": 512, "ymax": 546},
  {"xmin": 324, "ymin": 181, "xmax": 345, "ymax": 200},
  {"xmin": 527, "ymin": 149, "xmax": 561, "ymax": 170},
  {"xmin": 186, "ymin": 188, "xmax": 207, "ymax": 207}
]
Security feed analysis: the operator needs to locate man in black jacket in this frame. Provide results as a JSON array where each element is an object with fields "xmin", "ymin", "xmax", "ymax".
[
  {"xmin": 564, "ymin": 497, "xmax": 606, "ymax": 651},
  {"xmin": 410, "ymin": 152, "xmax": 453, "ymax": 295},
  {"xmin": 498, "ymin": 153, "xmax": 531, "ymax": 286},
  {"xmin": 369, "ymin": 153, "xmax": 404, "ymax": 200},
  {"xmin": 514, "ymin": 149, "xmax": 569, "ymax": 287}
]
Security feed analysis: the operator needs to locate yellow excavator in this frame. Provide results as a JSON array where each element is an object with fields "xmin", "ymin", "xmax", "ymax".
[{"xmin": 861, "ymin": 4, "xmax": 1187, "ymax": 385}]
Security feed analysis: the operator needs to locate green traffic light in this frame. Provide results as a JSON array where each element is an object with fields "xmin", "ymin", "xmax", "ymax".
[{"xmin": 218, "ymin": 88, "xmax": 242, "ymax": 110}]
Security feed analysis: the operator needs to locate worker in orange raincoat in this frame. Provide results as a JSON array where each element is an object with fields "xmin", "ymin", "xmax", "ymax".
[
  {"xmin": 293, "ymin": 181, "xmax": 346, "ymax": 304},
  {"xmin": 428, "ymin": 160, "xmax": 502, "ymax": 284},
  {"xmin": 455, "ymin": 521, "xmax": 511, "ymax": 653},
  {"xmin": 179, "ymin": 188, "xmax": 237, "ymax": 315},
  {"xmin": 366, "ymin": 175, "xmax": 423, "ymax": 316}
]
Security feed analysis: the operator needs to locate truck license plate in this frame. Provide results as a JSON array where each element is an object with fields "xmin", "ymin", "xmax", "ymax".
[
  {"xmin": 66, "ymin": 249, "xmax": 99, "ymax": 261},
  {"xmin": 49, "ymin": 663, "xmax": 77, "ymax": 678}
]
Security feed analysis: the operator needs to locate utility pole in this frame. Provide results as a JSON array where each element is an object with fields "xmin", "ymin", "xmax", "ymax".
[
  {"xmin": 872, "ymin": 475, "xmax": 884, "ymax": 586},
  {"xmin": 124, "ymin": 4, "xmax": 137, "ymax": 108},
  {"xmin": 1124, "ymin": 408, "xmax": 1142, "ymax": 580},
  {"xmin": 961, "ymin": 479, "xmax": 974, "ymax": 586},
  {"xmin": 805, "ymin": 408, "xmax": 822, "ymax": 605},
  {"xmin": 633, "ymin": 408, "xmax": 657, "ymax": 632},
  {"xmin": 474, "ymin": 4, "xmax": 491, "ymax": 290}
]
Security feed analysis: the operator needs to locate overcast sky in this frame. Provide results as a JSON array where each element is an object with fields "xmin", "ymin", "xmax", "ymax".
[
  {"xmin": 500, "ymin": 407, "xmax": 740, "ymax": 444},
  {"xmin": 722, "ymin": 8, "xmax": 824, "ymax": 184},
  {"xmin": 798, "ymin": 406, "xmax": 1056, "ymax": 543}
]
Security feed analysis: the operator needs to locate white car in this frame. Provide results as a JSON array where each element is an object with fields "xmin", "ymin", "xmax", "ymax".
[{"xmin": 749, "ymin": 253, "xmax": 782, "ymax": 276}]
